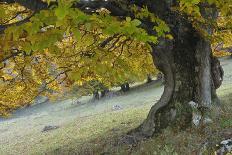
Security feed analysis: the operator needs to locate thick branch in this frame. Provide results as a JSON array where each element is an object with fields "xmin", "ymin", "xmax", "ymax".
[
  {"xmin": 0, "ymin": 0, "xmax": 48, "ymax": 11},
  {"xmin": 0, "ymin": 0, "xmax": 131, "ymax": 34},
  {"xmin": 0, "ymin": 15, "xmax": 32, "ymax": 33}
]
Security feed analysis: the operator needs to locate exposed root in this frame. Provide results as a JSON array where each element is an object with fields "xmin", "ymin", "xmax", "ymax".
[{"xmin": 125, "ymin": 40, "xmax": 175, "ymax": 141}]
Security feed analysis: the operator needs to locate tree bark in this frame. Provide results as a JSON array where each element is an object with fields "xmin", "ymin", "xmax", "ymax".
[
  {"xmin": 93, "ymin": 90, "xmax": 100, "ymax": 100},
  {"xmin": 100, "ymin": 89, "xmax": 109, "ymax": 98},
  {"xmin": 147, "ymin": 74, "xmax": 153, "ymax": 83},
  {"xmin": 121, "ymin": 83, "xmax": 130, "ymax": 92},
  {"xmin": 127, "ymin": 9, "xmax": 223, "ymax": 142},
  {"xmin": 125, "ymin": 83, "xmax": 130, "ymax": 91}
]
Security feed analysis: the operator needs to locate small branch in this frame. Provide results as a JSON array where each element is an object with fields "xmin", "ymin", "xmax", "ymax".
[
  {"xmin": 2, "ymin": 9, "xmax": 29, "ymax": 25},
  {"xmin": 99, "ymin": 34, "xmax": 119, "ymax": 48},
  {"xmin": 0, "ymin": 51, "xmax": 22, "ymax": 63},
  {"xmin": 0, "ymin": 14, "xmax": 34, "ymax": 33}
]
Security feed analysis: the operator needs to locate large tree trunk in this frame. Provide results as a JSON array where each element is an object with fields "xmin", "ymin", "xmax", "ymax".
[{"xmin": 126, "ymin": 4, "xmax": 223, "ymax": 141}]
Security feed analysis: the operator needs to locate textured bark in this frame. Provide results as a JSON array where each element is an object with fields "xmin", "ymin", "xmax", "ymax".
[
  {"xmin": 125, "ymin": 83, "xmax": 130, "ymax": 91},
  {"xmin": 196, "ymin": 39, "xmax": 212, "ymax": 107},
  {"xmin": 126, "ymin": 3, "xmax": 223, "ymax": 141},
  {"xmin": 93, "ymin": 91, "xmax": 100, "ymax": 100},
  {"xmin": 127, "ymin": 39, "xmax": 175, "ymax": 139},
  {"xmin": 147, "ymin": 74, "xmax": 153, "ymax": 83},
  {"xmin": 100, "ymin": 89, "xmax": 109, "ymax": 98},
  {"xmin": 127, "ymin": 37, "xmax": 223, "ymax": 142}
]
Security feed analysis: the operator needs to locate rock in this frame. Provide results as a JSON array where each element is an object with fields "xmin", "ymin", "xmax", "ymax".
[
  {"xmin": 188, "ymin": 101, "xmax": 199, "ymax": 109},
  {"xmin": 188, "ymin": 101, "xmax": 201, "ymax": 126},
  {"xmin": 203, "ymin": 117, "xmax": 213, "ymax": 124},
  {"xmin": 188, "ymin": 101, "xmax": 213, "ymax": 126},
  {"xmin": 192, "ymin": 113, "xmax": 202, "ymax": 126},
  {"xmin": 72, "ymin": 99, "xmax": 81, "ymax": 105},
  {"xmin": 216, "ymin": 139, "xmax": 232, "ymax": 155},
  {"xmin": 42, "ymin": 125, "xmax": 60, "ymax": 132},
  {"xmin": 34, "ymin": 96, "xmax": 49, "ymax": 105},
  {"xmin": 112, "ymin": 105, "xmax": 123, "ymax": 111}
]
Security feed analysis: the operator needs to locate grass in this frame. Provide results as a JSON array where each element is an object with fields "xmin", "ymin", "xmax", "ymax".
[
  {"xmin": 0, "ymin": 80, "xmax": 163, "ymax": 155},
  {"xmin": 46, "ymin": 92, "xmax": 232, "ymax": 155},
  {"xmin": 0, "ymin": 87, "xmax": 231, "ymax": 155},
  {"xmin": 0, "ymin": 104, "xmax": 151, "ymax": 155},
  {"xmin": 0, "ymin": 88, "xmax": 231, "ymax": 155},
  {"xmin": 0, "ymin": 58, "xmax": 231, "ymax": 155},
  {"xmin": 4, "ymin": 91, "xmax": 229, "ymax": 155},
  {"xmin": 30, "ymin": 106, "xmax": 150, "ymax": 155}
]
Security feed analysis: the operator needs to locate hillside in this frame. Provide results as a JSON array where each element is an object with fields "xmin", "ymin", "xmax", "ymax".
[{"xmin": 0, "ymin": 57, "xmax": 231, "ymax": 155}]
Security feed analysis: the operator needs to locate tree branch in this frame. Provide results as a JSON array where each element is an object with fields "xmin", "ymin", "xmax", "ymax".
[
  {"xmin": 0, "ymin": 14, "xmax": 33, "ymax": 33},
  {"xmin": 0, "ymin": 0, "xmax": 48, "ymax": 11}
]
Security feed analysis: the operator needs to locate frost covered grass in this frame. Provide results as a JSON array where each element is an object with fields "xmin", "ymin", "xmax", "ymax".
[
  {"xmin": 41, "ymin": 91, "xmax": 232, "ymax": 155},
  {"xmin": 0, "ymin": 58, "xmax": 231, "ymax": 155},
  {"xmin": 0, "ymin": 80, "xmax": 162, "ymax": 155}
]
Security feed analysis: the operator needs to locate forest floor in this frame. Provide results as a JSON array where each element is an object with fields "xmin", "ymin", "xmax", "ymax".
[{"xmin": 0, "ymin": 57, "xmax": 231, "ymax": 155}]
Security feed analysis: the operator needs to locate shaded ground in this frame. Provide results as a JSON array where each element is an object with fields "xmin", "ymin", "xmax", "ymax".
[{"xmin": 0, "ymin": 57, "xmax": 231, "ymax": 155}]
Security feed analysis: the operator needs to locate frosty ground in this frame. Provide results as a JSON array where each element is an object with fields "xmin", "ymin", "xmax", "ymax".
[{"xmin": 0, "ymin": 57, "xmax": 231, "ymax": 155}]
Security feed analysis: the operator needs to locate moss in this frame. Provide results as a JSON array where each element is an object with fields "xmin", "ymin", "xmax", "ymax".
[{"xmin": 170, "ymin": 101, "xmax": 192, "ymax": 130}]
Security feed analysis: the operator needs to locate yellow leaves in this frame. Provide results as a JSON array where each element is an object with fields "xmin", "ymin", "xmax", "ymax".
[
  {"xmin": 0, "ymin": 82, "xmax": 37, "ymax": 116},
  {"xmin": 0, "ymin": 3, "xmax": 26, "ymax": 24},
  {"xmin": 166, "ymin": 34, "xmax": 174, "ymax": 40},
  {"xmin": 15, "ymin": 85, "xmax": 24, "ymax": 92},
  {"xmin": 0, "ymin": 61, "xmax": 18, "ymax": 81},
  {"xmin": 179, "ymin": 0, "xmax": 201, "ymax": 17},
  {"xmin": 0, "ymin": 6, "xmax": 6, "ymax": 20},
  {"xmin": 213, "ymin": 50, "xmax": 231, "ymax": 57},
  {"xmin": 1, "ymin": 74, "xmax": 13, "ymax": 81},
  {"xmin": 47, "ymin": 80, "xmax": 61, "ymax": 92},
  {"xmin": 96, "ymin": 8, "xmax": 111, "ymax": 15},
  {"xmin": 76, "ymin": 80, "xmax": 83, "ymax": 86}
]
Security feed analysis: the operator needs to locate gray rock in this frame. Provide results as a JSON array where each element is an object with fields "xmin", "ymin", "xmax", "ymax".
[
  {"xmin": 112, "ymin": 105, "xmax": 123, "ymax": 111},
  {"xmin": 42, "ymin": 125, "xmax": 60, "ymax": 132},
  {"xmin": 192, "ymin": 113, "xmax": 202, "ymax": 126},
  {"xmin": 188, "ymin": 101, "xmax": 199, "ymax": 109},
  {"xmin": 216, "ymin": 139, "xmax": 232, "ymax": 155},
  {"xmin": 203, "ymin": 117, "xmax": 213, "ymax": 124}
]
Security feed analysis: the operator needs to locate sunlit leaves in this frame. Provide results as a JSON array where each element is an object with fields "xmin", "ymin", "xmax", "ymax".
[
  {"xmin": 0, "ymin": 0, "xmax": 230, "ymax": 116},
  {"xmin": 179, "ymin": 0, "xmax": 201, "ymax": 17},
  {"xmin": 131, "ymin": 5, "xmax": 171, "ymax": 38},
  {"xmin": 55, "ymin": 0, "xmax": 72, "ymax": 20}
]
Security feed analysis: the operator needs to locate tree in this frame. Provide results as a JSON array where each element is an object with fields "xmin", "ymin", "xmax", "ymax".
[{"xmin": 0, "ymin": 0, "xmax": 231, "ymax": 141}]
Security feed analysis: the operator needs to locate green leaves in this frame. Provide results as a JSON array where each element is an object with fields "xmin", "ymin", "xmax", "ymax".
[
  {"xmin": 72, "ymin": 28, "xmax": 81, "ymax": 40},
  {"xmin": 54, "ymin": 0, "xmax": 73, "ymax": 20},
  {"xmin": 131, "ymin": 19, "xmax": 142, "ymax": 27},
  {"xmin": 55, "ymin": 6, "xmax": 68, "ymax": 20},
  {"xmin": 126, "ymin": 17, "xmax": 131, "ymax": 22},
  {"xmin": 0, "ymin": 7, "xmax": 6, "ymax": 19}
]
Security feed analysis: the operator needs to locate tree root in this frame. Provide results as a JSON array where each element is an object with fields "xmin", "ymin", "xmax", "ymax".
[{"xmin": 122, "ymin": 41, "xmax": 175, "ymax": 143}]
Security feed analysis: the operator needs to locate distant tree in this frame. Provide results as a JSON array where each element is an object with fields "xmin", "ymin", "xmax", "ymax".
[
  {"xmin": 146, "ymin": 74, "xmax": 153, "ymax": 83},
  {"xmin": 120, "ymin": 82, "xmax": 130, "ymax": 92}
]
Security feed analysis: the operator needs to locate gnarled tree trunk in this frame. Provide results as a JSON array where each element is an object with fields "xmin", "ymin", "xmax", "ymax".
[{"xmin": 127, "ymin": 2, "xmax": 223, "ymax": 141}]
